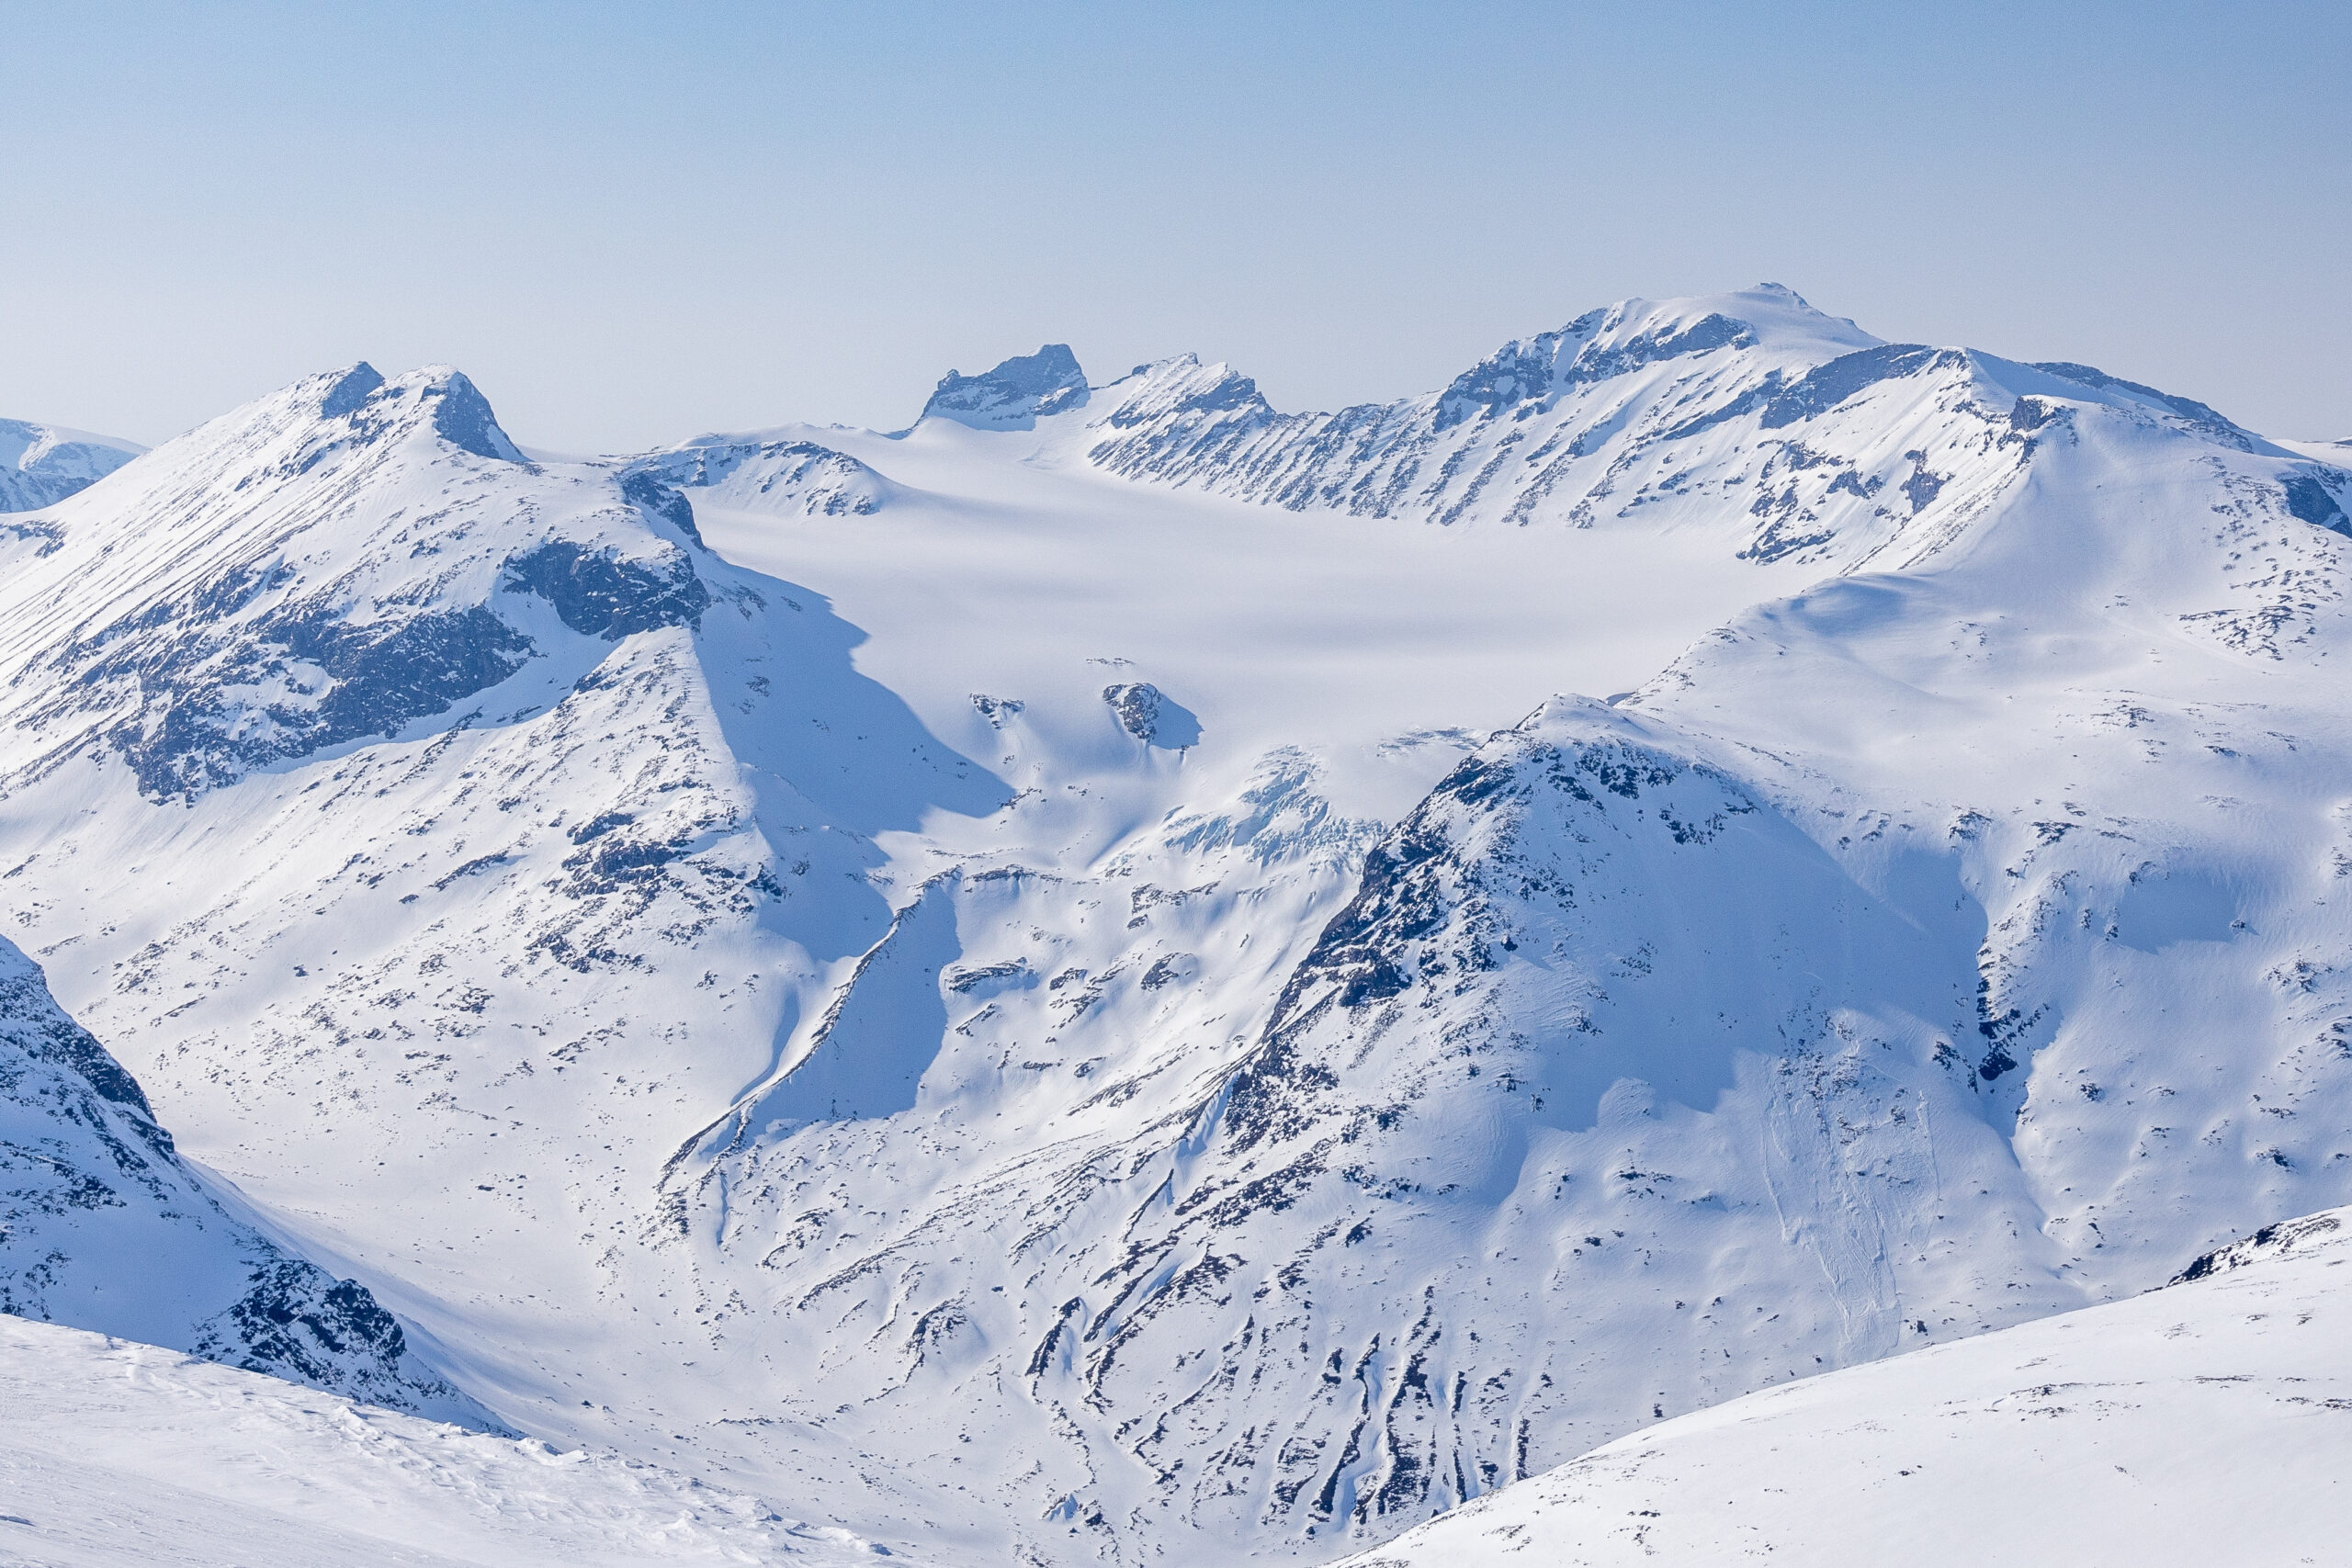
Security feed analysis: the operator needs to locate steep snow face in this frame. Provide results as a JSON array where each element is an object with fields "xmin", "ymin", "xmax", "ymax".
[
  {"xmin": 0, "ymin": 935, "xmax": 477, "ymax": 1420},
  {"xmin": 6, "ymin": 290, "xmax": 2352, "ymax": 1567},
  {"xmin": 1332, "ymin": 1204, "xmax": 2352, "ymax": 1567},
  {"xmin": 0, "ymin": 1313, "xmax": 901, "ymax": 1568},
  {"xmin": 0, "ymin": 417, "xmax": 142, "ymax": 515},
  {"xmin": 921, "ymin": 344, "xmax": 1090, "ymax": 431}
]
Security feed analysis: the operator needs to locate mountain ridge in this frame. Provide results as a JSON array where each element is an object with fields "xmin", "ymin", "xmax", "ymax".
[{"xmin": 2, "ymin": 287, "xmax": 2349, "ymax": 1564}]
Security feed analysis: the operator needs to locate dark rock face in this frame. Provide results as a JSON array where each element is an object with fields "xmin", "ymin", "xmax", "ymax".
[
  {"xmin": 923, "ymin": 344, "xmax": 1091, "ymax": 430},
  {"xmin": 0, "ymin": 958, "xmax": 157, "ymax": 1122},
  {"xmin": 618, "ymin": 469, "xmax": 707, "ymax": 548},
  {"xmin": 1103, "ymin": 682, "xmax": 1164, "ymax": 741},
  {"xmin": 83, "ymin": 598, "xmax": 537, "ymax": 802},
  {"xmin": 1102, "ymin": 682, "xmax": 1201, "ymax": 748},
  {"xmin": 971, "ymin": 693, "xmax": 1023, "ymax": 727},
  {"xmin": 0, "ymin": 936, "xmax": 475, "ymax": 1419},
  {"xmin": 1758, "ymin": 344, "xmax": 1947, "ymax": 428},
  {"xmin": 49, "ymin": 527, "xmax": 707, "ymax": 802},
  {"xmin": 322, "ymin": 365, "xmax": 526, "ymax": 464},
  {"xmin": 2280, "ymin": 470, "xmax": 2350, "ymax": 534},
  {"xmin": 503, "ymin": 541, "xmax": 711, "ymax": 640},
  {"xmin": 424, "ymin": 372, "xmax": 524, "ymax": 461},
  {"xmin": 2030, "ymin": 361, "xmax": 2254, "ymax": 448},
  {"xmin": 317, "ymin": 363, "xmax": 387, "ymax": 420},
  {"xmin": 195, "ymin": 1261, "xmax": 418, "ymax": 1391}
]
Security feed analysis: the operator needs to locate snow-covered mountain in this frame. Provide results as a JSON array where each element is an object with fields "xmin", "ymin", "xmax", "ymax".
[
  {"xmin": 1331, "ymin": 1204, "xmax": 2352, "ymax": 1567},
  {"xmin": 1, "ymin": 286, "xmax": 2348, "ymax": 1562},
  {"xmin": 0, "ymin": 934, "xmax": 475, "ymax": 1419},
  {"xmin": 1082, "ymin": 284, "xmax": 2349, "ymax": 559},
  {"xmin": 626, "ymin": 432, "xmax": 902, "ymax": 519},
  {"xmin": 922, "ymin": 343, "xmax": 1090, "ymax": 431},
  {"xmin": 0, "ymin": 416, "xmax": 141, "ymax": 513}
]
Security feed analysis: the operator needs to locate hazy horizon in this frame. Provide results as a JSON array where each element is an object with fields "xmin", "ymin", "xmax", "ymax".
[{"xmin": 5, "ymin": 0, "xmax": 2346, "ymax": 452}]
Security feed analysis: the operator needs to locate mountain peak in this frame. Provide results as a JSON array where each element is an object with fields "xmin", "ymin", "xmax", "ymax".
[
  {"xmin": 922, "ymin": 343, "xmax": 1089, "ymax": 431},
  {"xmin": 316, "ymin": 361, "xmax": 386, "ymax": 419},
  {"xmin": 377, "ymin": 366, "xmax": 526, "ymax": 462}
]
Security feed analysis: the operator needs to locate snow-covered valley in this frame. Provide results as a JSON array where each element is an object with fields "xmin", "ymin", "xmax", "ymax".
[{"xmin": 2, "ymin": 285, "xmax": 2349, "ymax": 1563}]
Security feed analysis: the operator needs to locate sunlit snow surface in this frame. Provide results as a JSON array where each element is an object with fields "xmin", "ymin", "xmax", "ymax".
[
  {"xmin": 1336, "ymin": 1207, "xmax": 2352, "ymax": 1567},
  {"xmin": 0, "ymin": 1315, "xmax": 891, "ymax": 1567},
  {"xmin": 1, "ymin": 287, "xmax": 2350, "ymax": 1563}
]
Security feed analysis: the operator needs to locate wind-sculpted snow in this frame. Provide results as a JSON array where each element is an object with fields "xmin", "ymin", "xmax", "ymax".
[
  {"xmin": 0, "ymin": 936, "xmax": 479, "ymax": 1420},
  {"xmin": 0, "ymin": 416, "xmax": 142, "ymax": 514},
  {"xmin": 5, "ymin": 288, "xmax": 2352, "ymax": 1566},
  {"xmin": 1334, "ymin": 1203, "xmax": 2352, "ymax": 1567}
]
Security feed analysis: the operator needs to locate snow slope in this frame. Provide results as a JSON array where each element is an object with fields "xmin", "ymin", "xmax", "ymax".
[
  {"xmin": 0, "ymin": 417, "xmax": 141, "ymax": 515},
  {"xmin": 1, "ymin": 287, "xmax": 2349, "ymax": 1563},
  {"xmin": 1, "ymin": 933, "xmax": 478, "ymax": 1419},
  {"xmin": 1332, "ymin": 1205, "xmax": 2352, "ymax": 1567},
  {"xmin": 626, "ymin": 433, "xmax": 903, "ymax": 519},
  {"xmin": 0, "ymin": 1313, "xmax": 900, "ymax": 1567}
]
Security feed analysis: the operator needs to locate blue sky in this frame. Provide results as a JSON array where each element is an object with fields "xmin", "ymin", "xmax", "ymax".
[{"xmin": 3, "ymin": 1, "xmax": 2345, "ymax": 450}]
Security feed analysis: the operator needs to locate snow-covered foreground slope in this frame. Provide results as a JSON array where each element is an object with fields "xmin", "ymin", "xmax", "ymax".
[
  {"xmin": 1335, "ymin": 1206, "xmax": 2352, "ymax": 1567},
  {"xmin": 1, "ymin": 933, "xmax": 478, "ymax": 1419},
  {"xmin": 1, "ymin": 287, "xmax": 2349, "ymax": 1563},
  {"xmin": 0, "ymin": 1313, "xmax": 898, "ymax": 1567},
  {"xmin": 0, "ymin": 418, "xmax": 141, "ymax": 514}
]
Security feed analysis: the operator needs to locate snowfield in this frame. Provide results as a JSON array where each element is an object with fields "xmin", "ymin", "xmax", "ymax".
[
  {"xmin": 1335, "ymin": 1206, "xmax": 2352, "ymax": 1568},
  {"xmin": 0, "ymin": 1314, "xmax": 895, "ymax": 1567},
  {"xmin": 0, "ymin": 285, "xmax": 2348, "ymax": 1562}
]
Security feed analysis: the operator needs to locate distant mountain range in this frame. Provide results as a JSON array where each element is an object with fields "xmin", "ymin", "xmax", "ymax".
[{"xmin": 0, "ymin": 417, "xmax": 141, "ymax": 515}]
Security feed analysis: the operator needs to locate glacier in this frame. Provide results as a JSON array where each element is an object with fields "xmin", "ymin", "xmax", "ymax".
[{"xmin": 0, "ymin": 285, "xmax": 2348, "ymax": 1562}]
